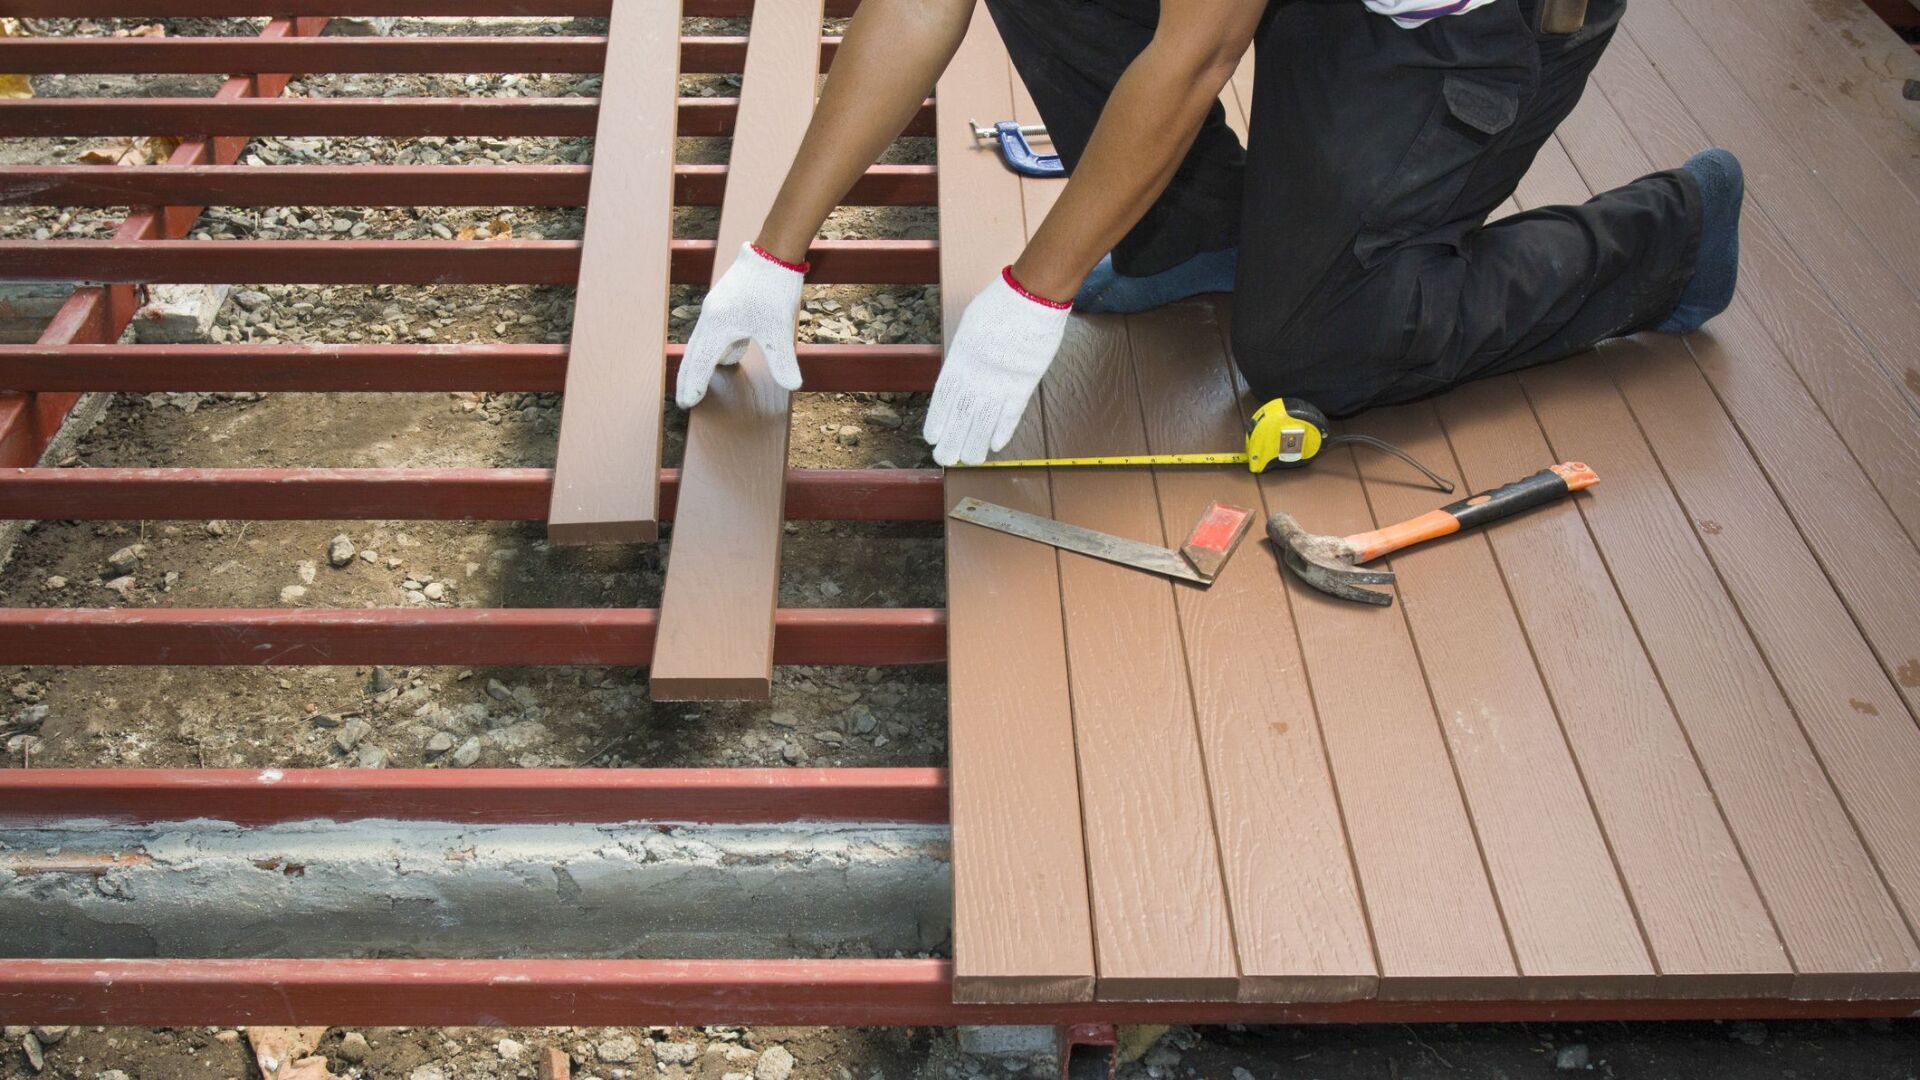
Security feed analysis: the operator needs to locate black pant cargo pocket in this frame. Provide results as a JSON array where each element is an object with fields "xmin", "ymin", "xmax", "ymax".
[{"xmin": 1353, "ymin": 70, "xmax": 1523, "ymax": 268}]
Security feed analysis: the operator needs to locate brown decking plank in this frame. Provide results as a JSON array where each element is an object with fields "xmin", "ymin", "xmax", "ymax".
[
  {"xmin": 1251, "ymin": 421, "xmax": 1515, "ymax": 999},
  {"xmin": 1432, "ymin": 379, "xmax": 1790, "ymax": 995},
  {"xmin": 545, "ymin": 0, "xmax": 681, "ymax": 545},
  {"xmin": 648, "ymin": 0, "xmax": 826, "ymax": 700},
  {"xmin": 1690, "ymin": 0, "xmax": 1920, "ymax": 196},
  {"xmin": 1034, "ymin": 314, "xmax": 1237, "ymax": 1003},
  {"xmin": 1626, "ymin": 1, "xmax": 1920, "ymax": 346},
  {"xmin": 1513, "ymin": 138, "xmax": 1920, "ymax": 1000},
  {"xmin": 1560, "ymin": 70, "xmax": 1920, "ymax": 720},
  {"xmin": 1343, "ymin": 403, "xmax": 1653, "ymax": 990},
  {"xmin": 1512, "ymin": 138, "xmax": 1920, "ymax": 999},
  {"xmin": 1551, "ymin": 104, "xmax": 1920, "ymax": 966},
  {"xmin": 1587, "ymin": 32, "xmax": 1920, "ymax": 543},
  {"xmin": 1224, "ymin": 52, "xmax": 1253, "ymax": 142},
  {"xmin": 1127, "ymin": 303, "xmax": 1375, "ymax": 1004},
  {"xmin": 940, "ymin": 7, "xmax": 1096, "ymax": 1006}
]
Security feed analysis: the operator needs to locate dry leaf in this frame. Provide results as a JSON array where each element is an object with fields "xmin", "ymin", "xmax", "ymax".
[
  {"xmin": 456, "ymin": 219, "xmax": 514, "ymax": 241},
  {"xmin": 113, "ymin": 23, "xmax": 167, "ymax": 37},
  {"xmin": 0, "ymin": 17, "xmax": 31, "ymax": 99},
  {"xmin": 76, "ymin": 135, "xmax": 181, "ymax": 167}
]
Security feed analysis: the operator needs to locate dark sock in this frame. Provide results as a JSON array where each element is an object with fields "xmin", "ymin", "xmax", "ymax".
[
  {"xmin": 1073, "ymin": 248, "xmax": 1239, "ymax": 314},
  {"xmin": 1657, "ymin": 148, "xmax": 1744, "ymax": 334}
]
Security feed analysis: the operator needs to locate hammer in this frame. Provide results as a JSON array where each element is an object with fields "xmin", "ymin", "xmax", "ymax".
[{"xmin": 1268, "ymin": 462, "xmax": 1599, "ymax": 605}]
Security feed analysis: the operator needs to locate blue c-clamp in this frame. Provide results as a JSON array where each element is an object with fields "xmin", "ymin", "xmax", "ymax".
[{"xmin": 970, "ymin": 119, "xmax": 1064, "ymax": 178}]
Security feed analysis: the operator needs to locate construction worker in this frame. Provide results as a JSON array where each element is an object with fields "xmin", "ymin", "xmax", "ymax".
[{"xmin": 675, "ymin": 0, "xmax": 1743, "ymax": 467}]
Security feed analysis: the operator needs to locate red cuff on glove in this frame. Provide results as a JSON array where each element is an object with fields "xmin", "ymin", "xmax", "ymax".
[
  {"xmin": 749, "ymin": 242, "xmax": 810, "ymax": 274},
  {"xmin": 1001, "ymin": 265, "xmax": 1072, "ymax": 310}
]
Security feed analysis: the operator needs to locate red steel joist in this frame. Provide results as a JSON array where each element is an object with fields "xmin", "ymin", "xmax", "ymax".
[
  {"xmin": 2, "ymin": 959, "xmax": 1917, "ymax": 1028},
  {"xmin": 0, "ymin": 465, "xmax": 944, "ymax": 520},
  {"xmin": 0, "ymin": 767, "xmax": 950, "ymax": 825}
]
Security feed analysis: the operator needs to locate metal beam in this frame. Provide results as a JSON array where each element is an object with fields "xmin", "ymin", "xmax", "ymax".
[
  {"xmin": 0, "ymin": 343, "xmax": 941, "ymax": 392},
  {"xmin": 0, "ymin": 767, "xmax": 949, "ymax": 825},
  {"xmin": 0, "ymin": 607, "xmax": 947, "ymax": 666},
  {"xmin": 0, "ymin": 238, "xmax": 941, "ymax": 285}
]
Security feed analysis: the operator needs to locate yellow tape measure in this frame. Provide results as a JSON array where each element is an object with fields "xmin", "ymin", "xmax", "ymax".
[{"xmin": 953, "ymin": 398, "xmax": 1329, "ymax": 475}]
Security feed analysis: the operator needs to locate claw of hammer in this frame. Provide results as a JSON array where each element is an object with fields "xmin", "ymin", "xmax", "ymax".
[{"xmin": 1266, "ymin": 510, "xmax": 1397, "ymax": 607}]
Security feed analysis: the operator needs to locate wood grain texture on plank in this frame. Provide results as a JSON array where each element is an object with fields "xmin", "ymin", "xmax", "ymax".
[
  {"xmin": 1249, "ymin": 408, "xmax": 1515, "ymax": 998},
  {"xmin": 1624, "ymin": 0, "xmax": 1920, "ymax": 374},
  {"xmin": 1561, "ymin": 63, "xmax": 1920, "ymax": 716},
  {"xmin": 546, "ymin": 0, "xmax": 682, "ymax": 545},
  {"xmin": 1587, "ymin": 35, "xmax": 1920, "ymax": 541},
  {"xmin": 1433, "ymin": 377, "xmax": 1790, "ymax": 996},
  {"xmin": 1345, "ymin": 402, "xmax": 1652, "ymax": 989},
  {"xmin": 1041, "ymin": 314, "xmax": 1236, "ymax": 1003},
  {"xmin": 940, "ymin": 6, "xmax": 1096, "ymax": 1006},
  {"xmin": 1513, "ymin": 134, "xmax": 1920, "ymax": 999},
  {"xmin": 1128, "ymin": 303, "xmax": 1375, "ymax": 1004},
  {"xmin": 1692, "ymin": 0, "xmax": 1920, "ymax": 195},
  {"xmin": 648, "ymin": 0, "xmax": 826, "ymax": 700}
]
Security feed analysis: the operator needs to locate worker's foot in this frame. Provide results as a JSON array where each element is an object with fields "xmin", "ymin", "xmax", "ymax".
[
  {"xmin": 1073, "ymin": 247, "xmax": 1238, "ymax": 314},
  {"xmin": 1657, "ymin": 148, "xmax": 1744, "ymax": 334}
]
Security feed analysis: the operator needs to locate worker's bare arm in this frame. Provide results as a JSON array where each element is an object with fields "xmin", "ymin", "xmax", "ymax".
[
  {"xmin": 754, "ymin": 0, "xmax": 975, "ymax": 264},
  {"xmin": 1009, "ymin": 0, "xmax": 1265, "ymax": 301}
]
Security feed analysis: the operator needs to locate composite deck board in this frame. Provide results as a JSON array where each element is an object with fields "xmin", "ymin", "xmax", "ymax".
[
  {"xmin": 1434, "ymin": 379, "xmax": 1791, "ymax": 994},
  {"xmin": 938, "ymin": 0, "xmax": 1920, "ymax": 1006},
  {"xmin": 1563, "ymin": 52, "xmax": 1920, "ymax": 718},
  {"xmin": 1689, "ymin": 0, "xmax": 1920, "ymax": 196},
  {"xmin": 1127, "ymin": 305, "xmax": 1375, "ymax": 1003},
  {"xmin": 1038, "ymin": 317, "xmax": 1238, "ymax": 1002},
  {"xmin": 1549, "ymin": 90, "xmax": 1920, "ymax": 946},
  {"xmin": 1589, "ymin": 33, "xmax": 1920, "ymax": 542},
  {"xmin": 1512, "ymin": 140, "xmax": 1920, "ymax": 998},
  {"xmin": 545, "ymin": 0, "xmax": 681, "ymax": 545},
  {"xmin": 1625, "ymin": 1, "xmax": 1920, "ymax": 365},
  {"xmin": 649, "ymin": 0, "xmax": 826, "ymax": 699},
  {"xmin": 1251, "ymin": 414, "xmax": 1516, "ymax": 998},
  {"xmin": 1344, "ymin": 403, "xmax": 1653, "ymax": 988},
  {"xmin": 940, "ymin": 7, "xmax": 1097, "ymax": 1005}
]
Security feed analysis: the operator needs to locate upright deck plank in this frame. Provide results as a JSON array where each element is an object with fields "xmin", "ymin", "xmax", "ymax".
[
  {"xmin": 1127, "ymin": 303, "xmax": 1375, "ymax": 1003},
  {"xmin": 1433, "ymin": 380, "xmax": 1791, "ymax": 995},
  {"xmin": 940, "ymin": 8, "xmax": 1096, "ymax": 1005},
  {"xmin": 1589, "ymin": 33, "xmax": 1920, "ymax": 541},
  {"xmin": 1344, "ymin": 403, "xmax": 1653, "ymax": 990},
  {"xmin": 1626, "ymin": 1, "xmax": 1920, "ymax": 358},
  {"xmin": 1249, "ymin": 415, "xmax": 1516, "ymax": 998},
  {"xmin": 1513, "ymin": 139, "xmax": 1920, "ymax": 999},
  {"xmin": 1568, "ymin": 51, "xmax": 1920, "ymax": 715},
  {"xmin": 1034, "ymin": 315, "xmax": 1237, "ymax": 1002},
  {"xmin": 649, "ymin": 0, "xmax": 826, "ymax": 699},
  {"xmin": 546, "ymin": 0, "xmax": 683, "ymax": 544}
]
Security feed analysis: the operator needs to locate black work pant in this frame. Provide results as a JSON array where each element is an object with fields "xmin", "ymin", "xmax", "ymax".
[{"xmin": 982, "ymin": 0, "xmax": 1701, "ymax": 416}]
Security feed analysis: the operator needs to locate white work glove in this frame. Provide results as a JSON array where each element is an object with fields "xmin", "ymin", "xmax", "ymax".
[
  {"xmin": 675, "ymin": 241, "xmax": 807, "ymax": 409},
  {"xmin": 924, "ymin": 267, "xmax": 1072, "ymax": 467}
]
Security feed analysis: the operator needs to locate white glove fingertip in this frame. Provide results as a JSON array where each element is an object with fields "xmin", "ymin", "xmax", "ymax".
[
  {"xmin": 990, "ymin": 395, "xmax": 1030, "ymax": 453},
  {"xmin": 761, "ymin": 339, "xmax": 804, "ymax": 392}
]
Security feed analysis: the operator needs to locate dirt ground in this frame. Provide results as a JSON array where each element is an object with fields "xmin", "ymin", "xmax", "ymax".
[{"xmin": 5, "ymin": 11, "xmax": 1920, "ymax": 1080}]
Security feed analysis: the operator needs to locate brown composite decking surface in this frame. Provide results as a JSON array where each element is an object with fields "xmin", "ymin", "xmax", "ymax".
[{"xmin": 943, "ymin": 0, "xmax": 1920, "ymax": 1004}]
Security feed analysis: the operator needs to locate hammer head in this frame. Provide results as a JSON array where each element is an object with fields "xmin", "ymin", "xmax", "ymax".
[{"xmin": 1265, "ymin": 511, "xmax": 1397, "ymax": 607}]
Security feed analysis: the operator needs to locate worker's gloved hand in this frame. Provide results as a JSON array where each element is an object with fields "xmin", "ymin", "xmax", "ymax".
[
  {"xmin": 675, "ymin": 241, "xmax": 807, "ymax": 409},
  {"xmin": 924, "ymin": 267, "xmax": 1072, "ymax": 467}
]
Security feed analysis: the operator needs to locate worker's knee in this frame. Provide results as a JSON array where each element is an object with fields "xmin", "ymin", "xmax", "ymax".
[{"xmin": 1229, "ymin": 305, "xmax": 1381, "ymax": 419}]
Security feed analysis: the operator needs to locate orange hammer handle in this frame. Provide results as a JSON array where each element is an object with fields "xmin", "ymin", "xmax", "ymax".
[{"xmin": 1346, "ymin": 461, "xmax": 1598, "ymax": 564}]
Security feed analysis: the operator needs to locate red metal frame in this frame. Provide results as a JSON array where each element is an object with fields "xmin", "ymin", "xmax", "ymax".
[
  {"xmin": 0, "ymin": 767, "xmax": 949, "ymax": 825},
  {"xmin": 0, "ymin": 466, "xmax": 944, "ymax": 520},
  {"xmin": 0, "ymin": 343, "xmax": 940, "ymax": 392},
  {"xmin": 2, "ymin": 959, "xmax": 1917, "ymax": 1027},
  {"xmin": 0, "ymin": 162, "xmax": 938, "ymax": 207},
  {"xmin": 0, "ymin": 607, "xmax": 945, "ymax": 665},
  {"xmin": 0, "ymin": 96, "xmax": 937, "ymax": 138}
]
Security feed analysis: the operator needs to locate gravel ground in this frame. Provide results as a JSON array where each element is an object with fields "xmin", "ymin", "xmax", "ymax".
[{"xmin": 5, "ymin": 12, "xmax": 1920, "ymax": 1080}]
